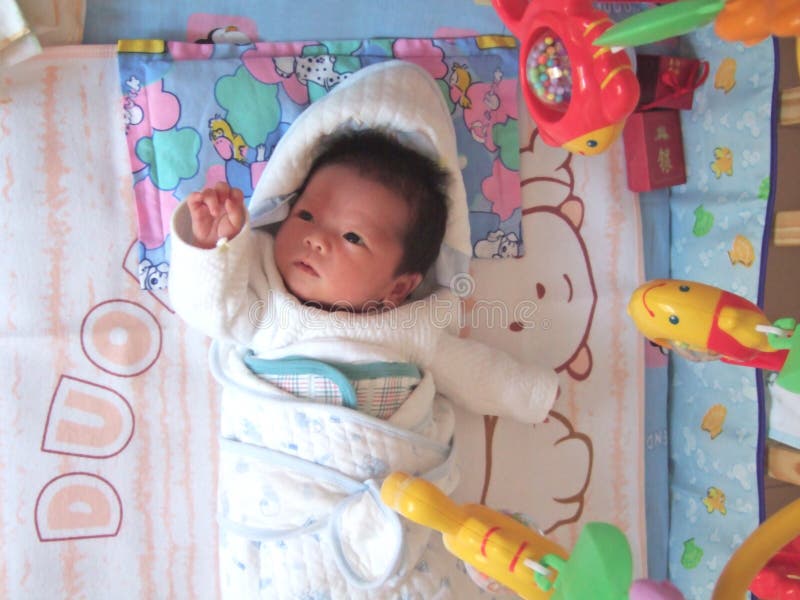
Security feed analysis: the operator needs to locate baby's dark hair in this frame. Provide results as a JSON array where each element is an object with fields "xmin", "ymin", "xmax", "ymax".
[{"xmin": 299, "ymin": 129, "xmax": 450, "ymax": 277}]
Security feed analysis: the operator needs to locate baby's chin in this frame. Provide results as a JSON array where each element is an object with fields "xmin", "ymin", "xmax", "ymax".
[
  {"xmin": 280, "ymin": 271, "xmax": 388, "ymax": 312},
  {"xmin": 284, "ymin": 281, "xmax": 348, "ymax": 311},
  {"xmin": 289, "ymin": 284, "xmax": 389, "ymax": 313}
]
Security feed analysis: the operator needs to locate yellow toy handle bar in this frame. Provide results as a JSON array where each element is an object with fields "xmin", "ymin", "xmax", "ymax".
[
  {"xmin": 380, "ymin": 472, "xmax": 569, "ymax": 599},
  {"xmin": 712, "ymin": 497, "xmax": 800, "ymax": 599}
]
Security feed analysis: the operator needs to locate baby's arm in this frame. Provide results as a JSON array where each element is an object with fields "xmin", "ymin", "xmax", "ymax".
[
  {"xmin": 428, "ymin": 331, "xmax": 559, "ymax": 423},
  {"xmin": 169, "ymin": 183, "xmax": 272, "ymax": 346}
]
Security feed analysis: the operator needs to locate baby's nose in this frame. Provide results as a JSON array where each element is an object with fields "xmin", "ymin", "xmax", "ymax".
[{"xmin": 304, "ymin": 232, "xmax": 329, "ymax": 252}]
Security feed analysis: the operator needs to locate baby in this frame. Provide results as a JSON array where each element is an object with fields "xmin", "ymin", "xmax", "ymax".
[
  {"xmin": 168, "ymin": 60, "xmax": 559, "ymax": 598},
  {"xmin": 182, "ymin": 129, "xmax": 450, "ymax": 417},
  {"xmin": 173, "ymin": 128, "xmax": 558, "ymax": 420}
]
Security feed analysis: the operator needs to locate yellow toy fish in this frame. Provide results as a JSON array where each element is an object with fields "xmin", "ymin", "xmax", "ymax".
[
  {"xmin": 711, "ymin": 147, "xmax": 733, "ymax": 178},
  {"xmin": 627, "ymin": 279, "xmax": 788, "ymax": 371},
  {"xmin": 704, "ymin": 487, "xmax": 727, "ymax": 515}
]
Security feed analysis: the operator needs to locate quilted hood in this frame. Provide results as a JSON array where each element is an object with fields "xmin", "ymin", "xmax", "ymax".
[{"xmin": 247, "ymin": 60, "xmax": 471, "ymax": 298}]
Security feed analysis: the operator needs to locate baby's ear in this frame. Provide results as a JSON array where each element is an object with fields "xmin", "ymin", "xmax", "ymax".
[{"xmin": 385, "ymin": 272, "xmax": 423, "ymax": 306}]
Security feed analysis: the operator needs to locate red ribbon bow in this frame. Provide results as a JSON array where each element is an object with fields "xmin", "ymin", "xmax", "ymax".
[{"xmin": 640, "ymin": 59, "xmax": 710, "ymax": 111}]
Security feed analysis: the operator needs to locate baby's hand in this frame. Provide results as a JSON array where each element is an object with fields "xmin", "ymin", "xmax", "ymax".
[{"xmin": 187, "ymin": 182, "xmax": 246, "ymax": 249}]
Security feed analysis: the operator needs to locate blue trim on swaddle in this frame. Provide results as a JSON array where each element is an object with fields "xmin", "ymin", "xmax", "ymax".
[
  {"xmin": 209, "ymin": 341, "xmax": 452, "ymax": 454},
  {"xmin": 246, "ymin": 353, "xmax": 421, "ymax": 380},
  {"xmin": 243, "ymin": 352, "xmax": 422, "ymax": 410},
  {"xmin": 328, "ymin": 479, "xmax": 405, "ymax": 589},
  {"xmin": 243, "ymin": 352, "xmax": 358, "ymax": 409}
]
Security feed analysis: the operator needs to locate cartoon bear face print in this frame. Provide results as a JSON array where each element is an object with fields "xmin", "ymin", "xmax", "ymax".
[{"xmin": 469, "ymin": 200, "xmax": 596, "ymax": 380}]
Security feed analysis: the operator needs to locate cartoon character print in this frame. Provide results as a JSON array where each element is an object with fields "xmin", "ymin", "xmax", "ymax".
[
  {"xmin": 711, "ymin": 146, "xmax": 733, "ymax": 178},
  {"xmin": 449, "ymin": 63, "xmax": 473, "ymax": 109},
  {"xmin": 122, "ymin": 76, "xmax": 144, "ymax": 131},
  {"xmin": 123, "ymin": 243, "xmax": 172, "ymax": 311},
  {"xmin": 453, "ymin": 408, "xmax": 592, "ymax": 533},
  {"xmin": 273, "ymin": 55, "xmax": 351, "ymax": 90},
  {"xmin": 703, "ymin": 486, "xmax": 727, "ymax": 515},
  {"xmin": 469, "ymin": 131, "xmax": 596, "ymax": 381},
  {"xmin": 460, "ymin": 68, "xmax": 517, "ymax": 152},
  {"xmin": 701, "ymin": 403, "xmax": 727, "ymax": 439},
  {"xmin": 473, "ymin": 230, "xmax": 521, "ymax": 258},
  {"xmin": 714, "ymin": 57, "xmax": 737, "ymax": 93},
  {"xmin": 525, "ymin": 201, "xmax": 595, "ymax": 379},
  {"xmin": 195, "ymin": 25, "xmax": 252, "ymax": 45},
  {"xmin": 728, "ymin": 233, "xmax": 755, "ymax": 267},
  {"xmin": 138, "ymin": 258, "xmax": 169, "ymax": 291},
  {"xmin": 681, "ymin": 538, "xmax": 704, "ymax": 569},
  {"xmin": 692, "ymin": 204, "xmax": 714, "ymax": 237},
  {"xmin": 208, "ymin": 115, "xmax": 267, "ymax": 200}
]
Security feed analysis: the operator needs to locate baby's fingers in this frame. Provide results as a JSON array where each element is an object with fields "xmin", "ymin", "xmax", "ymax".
[
  {"xmin": 187, "ymin": 191, "xmax": 207, "ymax": 213},
  {"xmin": 214, "ymin": 180, "xmax": 232, "ymax": 199},
  {"xmin": 226, "ymin": 188, "xmax": 246, "ymax": 230},
  {"xmin": 201, "ymin": 187, "xmax": 223, "ymax": 217},
  {"xmin": 187, "ymin": 191, "xmax": 215, "ymax": 224}
]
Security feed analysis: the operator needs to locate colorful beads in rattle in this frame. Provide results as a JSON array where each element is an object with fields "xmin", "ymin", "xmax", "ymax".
[{"xmin": 525, "ymin": 31, "xmax": 572, "ymax": 111}]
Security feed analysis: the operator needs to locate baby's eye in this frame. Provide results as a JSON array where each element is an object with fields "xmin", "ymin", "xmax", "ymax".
[
  {"xmin": 343, "ymin": 232, "xmax": 362, "ymax": 245},
  {"xmin": 297, "ymin": 210, "xmax": 313, "ymax": 221}
]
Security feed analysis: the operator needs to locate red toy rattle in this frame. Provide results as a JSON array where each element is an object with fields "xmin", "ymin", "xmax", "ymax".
[{"xmin": 492, "ymin": 0, "xmax": 640, "ymax": 156}]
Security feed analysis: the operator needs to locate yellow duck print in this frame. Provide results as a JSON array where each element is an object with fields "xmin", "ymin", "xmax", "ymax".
[
  {"xmin": 714, "ymin": 58, "xmax": 737, "ymax": 93},
  {"xmin": 209, "ymin": 116, "xmax": 248, "ymax": 162},
  {"xmin": 450, "ymin": 63, "xmax": 473, "ymax": 109},
  {"xmin": 701, "ymin": 404, "xmax": 727, "ymax": 439},
  {"xmin": 711, "ymin": 147, "xmax": 733, "ymax": 178},
  {"xmin": 728, "ymin": 234, "xmax": 755, "ymax": 267},
  {"xmin": 703, "ymin": 487, "xmax": 727, "ymax": 515}
]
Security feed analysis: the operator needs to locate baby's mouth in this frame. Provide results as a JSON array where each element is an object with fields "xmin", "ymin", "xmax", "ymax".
[{"xmin": 295, "ymin": 260, "xmax": 319, "ymax": 277}]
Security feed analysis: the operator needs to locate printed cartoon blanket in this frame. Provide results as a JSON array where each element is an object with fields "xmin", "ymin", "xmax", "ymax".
[{"xmin": 117, "ymin": 36, "xmax": 524, "ymax": 292}]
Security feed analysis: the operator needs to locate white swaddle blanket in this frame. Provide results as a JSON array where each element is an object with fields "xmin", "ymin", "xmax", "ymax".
[{"xmin": 212, "ymin": 343, "xmax": 462, "ymax": 598}]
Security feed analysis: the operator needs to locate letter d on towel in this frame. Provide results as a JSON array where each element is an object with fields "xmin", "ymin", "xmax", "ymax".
[{"xmin": 35, "ymin": 473, "xmax": 122, "ymax": 541}]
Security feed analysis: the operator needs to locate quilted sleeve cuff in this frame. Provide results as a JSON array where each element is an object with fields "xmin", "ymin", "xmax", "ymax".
[
  {"xmin": 168, "ymin": 200, "xmax": 257, "ymax": 342},
  {"xmin": 428, "ymin": 331, "xmax": 559, "ymax": 423}
]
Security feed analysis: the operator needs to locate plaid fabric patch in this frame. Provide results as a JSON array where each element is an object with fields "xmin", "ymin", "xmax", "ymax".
[
  {"xmin": 261, "ymin": 372, "xmax": 419, "ymax": 420},
  {"xmin": 261, "ymin": 373, "xmax": 345, "ymax": 406},
  {"xmin": 353, "ymin": 376, "xmax": 420, "ymax": 420}
]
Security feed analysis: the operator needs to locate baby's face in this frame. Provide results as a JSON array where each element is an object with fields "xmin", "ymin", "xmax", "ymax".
[{"xmin": 274, "ymin": 164, "xmax": 419, "ymax": 311}]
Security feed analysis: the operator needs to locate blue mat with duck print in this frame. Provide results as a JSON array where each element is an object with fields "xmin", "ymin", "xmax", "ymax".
[{"xmin": 665, "ymin": 26, "xmax": 777, "ymax": 599}]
